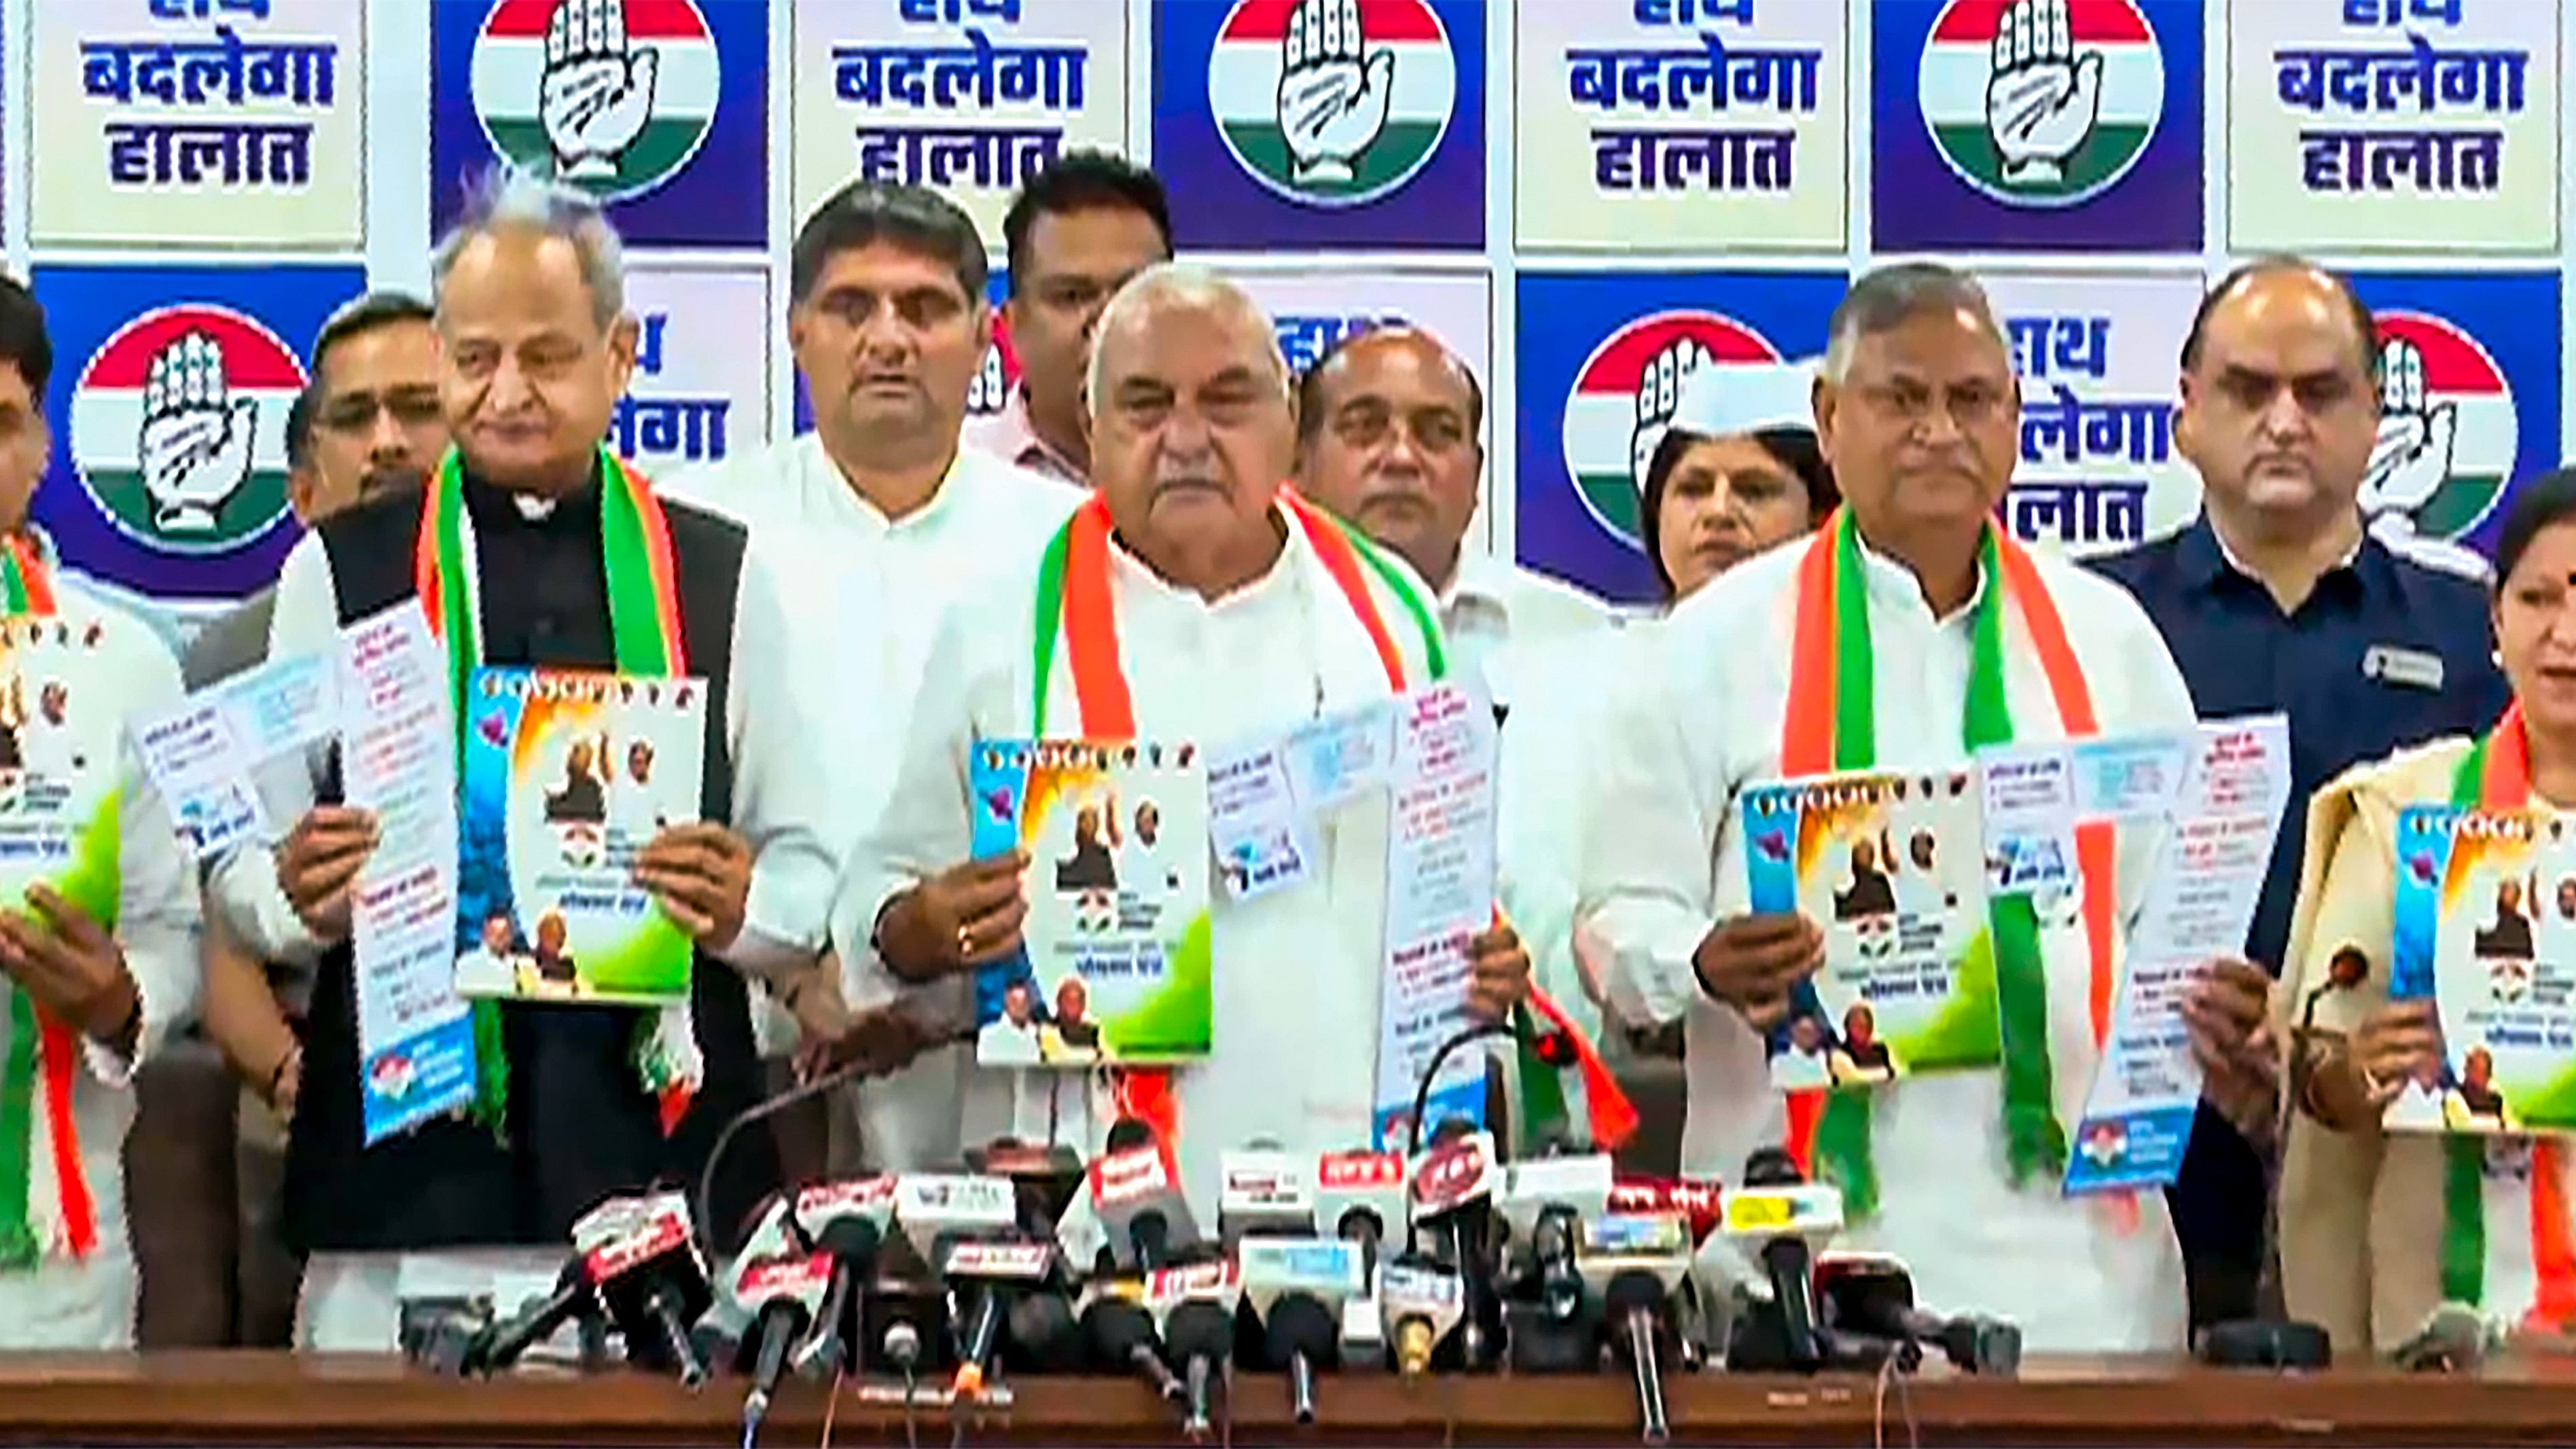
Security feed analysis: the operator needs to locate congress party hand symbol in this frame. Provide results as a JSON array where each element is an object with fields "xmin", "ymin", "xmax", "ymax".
[
  {"xmin": 1630, "ymin": 337, "xmax": 1711, "ymax": 501},
  {"xmin": 2362, "ymin": 337, "xmax": 2458, "ymax": 516},
  {"xmin": 139, "ymin": 332, "xmax": 257, "ymax": 535},
  {"xmin": 1985, "ymin": 0, "xmax": 2104, "ymax": 187},
  {"xmin": 541, "ymin": 0, "xmax": 658, "ymax": 182},
  {"xmin": 1277, "ymin": 0, "xmax": 1396, "ymax": 185}
]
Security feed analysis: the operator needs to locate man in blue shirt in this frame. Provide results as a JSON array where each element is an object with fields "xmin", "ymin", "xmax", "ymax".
[{"xmin": 2094, "ymin": 257, "xmax": 2507, "ymax": 1331}]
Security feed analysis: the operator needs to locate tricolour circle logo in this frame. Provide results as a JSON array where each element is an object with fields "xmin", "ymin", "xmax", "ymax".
[
  {"xmin": 1562, "ymin": 311, "xmax": 1782, "ymax": 548},
  {"xmin": 1209, "ymin": 0, "xmax": 1456, "ymax": 209},
  {"xmin": 1918, "ymin": 0, "xmax": 2164, "ymax": 209},
  {"xmin": 2365, "ymin": 311, "xmax": 2517, "ymax": 544},
  {"xmin": 471, "ymin": 0, "xmax": 719, "ymax": 203},
  {"xmin": 70, "ymin": 304, "xmax": 305, "ymax": 556}
]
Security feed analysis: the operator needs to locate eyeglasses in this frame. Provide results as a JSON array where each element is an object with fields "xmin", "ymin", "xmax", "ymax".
[{"xmin": 318, "ymin": 389, "xmax": 442, "ymax": 433}]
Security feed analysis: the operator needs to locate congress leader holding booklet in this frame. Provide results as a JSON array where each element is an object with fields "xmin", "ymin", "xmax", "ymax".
[
  {"xmin": 1575, "ymin": 263, "xmax": 2280, "ymax": 1353},
  {"xmin": 204, "ymin": 175, "xmax": 842, "ymax": 1352},
  {"xmin": 2278, "ymin": 468, "xmax": 2576, "ymax": 1355},
  {"xmin": 838, "ymin": 264, "xmax": 1539, "ymax": 1211}
]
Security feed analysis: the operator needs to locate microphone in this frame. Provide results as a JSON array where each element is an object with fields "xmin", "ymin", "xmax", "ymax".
[
  {"xmin": 1238, "ymin": 1238, "xmax": 1366, "ymax": 1425},
  {"xmin": 1218, "ymin": 1145, "xmax": 1316, "ymax": 1245},
  {"xmin": 967, "ymin": 1137, "xmax": 1088, "ymax": 1234},
  {"xmin": 1816, "ymin": 1253, "xmax": 2022, "ymax": 1376},
  {"xmin": 1080, "ymin": 1289, "xmax": 1185, "ymax": 1402},
  {"xmin": 786, "ymin": 1178, "xmax": 897, "ymax": 1380},
  {"xmin": 1151, "ymin": 1263, "xmax": 1242, "ymax": 1442},
  {"xmin": 569, "ymin": 1190, "xmax": 716, "ymax": 1388},
  {"xmin": 1090, "ymin": 1129, "xmax": 1201, "ymax": 1272},
  {"xmin": 1005, "ymin": 1288, "xmax": 1083, "ymax": 1373},
  {"xmin": 1499, "ymin": 1153, "xmax": 1615, "ymax": 1327},
  {"xmin": 1407, "ymin": 1128, "xmax": 1503, "ymax": 1368},
  {"xmin": 1314, "ymin": 1148, "xmax": 1408, "ymax": 1365},
  {"xmin": 941, "ymin": 1238, "xmax": 1059, "ymax": 1398},
  {"xmin": 1717, "ymin": 1149, "xmax": 1843, "ymax": 1373},
  {"xmin": 463, "ymin": 1259, "xmax": 595, "ymax": 1377},
  {"xmin": 732, "ymin": 1253, "xmax": 833, "ymax": 1442},
  {"xmin": 1378, "ymin": 1258, "xmax": 1465, "ymax": 1378},
  {"xmin": 1576, "ymin": 1213, "xmax": 1693, "ymax": 1445},
  {"xmin": 2389, "ymin": 1302, "xmax": 2496, "ymax": 1372}
]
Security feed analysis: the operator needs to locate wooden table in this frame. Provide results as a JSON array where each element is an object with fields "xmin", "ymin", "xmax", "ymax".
[{"xmin": 10, "ymin": 1353, "xmax": 2576, "ymax": 1446}]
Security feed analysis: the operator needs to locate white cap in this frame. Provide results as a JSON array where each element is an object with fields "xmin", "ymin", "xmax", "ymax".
[{"xmin": 1672, "ymin": 357, "xmax": 1821, "ymax": 440}]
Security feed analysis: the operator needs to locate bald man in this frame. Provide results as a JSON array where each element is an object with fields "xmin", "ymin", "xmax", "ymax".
[
  {"xmin": 835, "ymin": 266, "xmax": 1534, "ymax": 1213},
  {"xmin": 2094, "ymin": 256, "xmax": 2507, "ymax": 1329},
  {"xmin": 1294, "ymin": 328, "xmax": 1613, "ymax": 718}
]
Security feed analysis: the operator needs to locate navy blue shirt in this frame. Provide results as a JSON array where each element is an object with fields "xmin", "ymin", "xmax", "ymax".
[{"xmin": 2093, "ymin": 518, "xmax": 2507, "ymax": 977}]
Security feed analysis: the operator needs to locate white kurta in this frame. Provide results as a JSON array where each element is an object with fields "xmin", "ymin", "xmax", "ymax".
[
  {"xmin": 839, "ymin": 505, "xmax": 1442, "ymax": 1220},
  {"xmin": 1439, "ymin": 553, "xmax": 1616, "ymax": 718},
  {"xmin": 1444, "ymin": 554, "xmax": 1617, "ymax": 1050},
  {"xmin": 1577, "ymin": 535, "xmax": 2198, "ymax": 1353},
  {"xmin": 0, "ymin": 575, "xmax": 198, "ymax": 1349},
  {"xmin": 662, "ymin": 436, "xmax": 1081, "ymax": 1077}
]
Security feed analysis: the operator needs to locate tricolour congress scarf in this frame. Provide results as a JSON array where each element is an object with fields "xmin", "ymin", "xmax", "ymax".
[
  {"xmin": 0, "ymin": 535, "xmax": 113, "ymax": 1267},
  {"xmin": 1780, "ymin": 509, "xmax": 2115, "ymax": 1217},
  {"xmin": 2439, "ymin": 705, "xmax": 2576, "ymax": 1323},
  {"xmin": 1027, "ymin": 490, "xmax": 1629, "ymax": 1154},
  {"xmin": 412, "ymin": 448, "xmax": 700, "ymax": 1137}
]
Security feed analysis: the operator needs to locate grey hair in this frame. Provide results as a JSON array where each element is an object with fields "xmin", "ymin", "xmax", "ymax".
[
  {"xmin": 1821, "ymin": 262, "xmax": 2006, "ymax": 384},
  {"xmin": 430, "ymin": 171, "xmax": 627, "ymax": 334},
  {"xmin": 1084, "ymin": 262, "xmax": 1289, "ymax": 417}
]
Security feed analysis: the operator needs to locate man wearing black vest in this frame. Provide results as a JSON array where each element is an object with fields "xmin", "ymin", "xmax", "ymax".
[{"xmin": 205, "ymin": 176, "xmax": 842, "ymax": 1350}]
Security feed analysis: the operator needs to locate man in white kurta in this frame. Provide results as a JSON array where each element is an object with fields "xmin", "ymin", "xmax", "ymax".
[
  {"xmin": 838, "ymin": 266, "xmax": 1531, "ymax": 1211},
  {"xmin": 664, "ymin": 182, "xmax": 1081, "ymax": 1169},
  {"xmin": 1577, "ymin": 264, "xmax": 2272, "ymax": 1353},
  {"xmin": 0, "ymin": 289, "xmax": 197, "ymax": 1344}
]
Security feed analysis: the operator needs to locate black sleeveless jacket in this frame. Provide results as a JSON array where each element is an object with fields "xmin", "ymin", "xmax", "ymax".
[{"xmin": 281, "ymin": 472, "xmax": 777, "ymax": 1253}]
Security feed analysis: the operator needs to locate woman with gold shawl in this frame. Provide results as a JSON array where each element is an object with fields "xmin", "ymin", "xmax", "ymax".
[{"xmin": 2280, "ymin": 468, "xmax": 2576, "ymax": 1351}]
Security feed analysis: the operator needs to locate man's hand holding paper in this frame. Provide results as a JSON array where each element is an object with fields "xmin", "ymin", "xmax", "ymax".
[
  {"xmin": 0, "ymin": 883, "xmax": 140, "ymax": 1055},
  {"xmin": 877, "ymin": 849, "xmax": 1029, "ymax": 982},
  {"xmin": 1692, "ymin": 912, "xmax": 1824, "ymax": 1031},
  {"xmin": 2181, "ymin": 956, "xmax": 2279, "ymax": 1145},
  {"xmin": 1465, "ymin": 919, "xmax": 1533, "ymax": 1023},
  {"xmin": 632, "ymin": 821, "xmax": 753, "ymax": 948},
  {"xmin": 275, "ymin": 805, "xmax": 378, "ymax": 943}
]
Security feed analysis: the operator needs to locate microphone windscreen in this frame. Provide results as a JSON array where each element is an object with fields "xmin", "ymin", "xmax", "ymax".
[
  {"xmin": 1007, "ymin": 1293, "xmax": 1083, "ymax": 1372},
  {"xmin": 1266, "ymin": 1293, "xmax": 1340, "ymax": 1368},
  {"xmin": 819, "ymin": 1216, "xmax": 882, "ymax": 1259},
  {"xmin": 1165, "ymin": 1299, "xmax": 1236, "ymax": 1359},
  {"xmin": 1605, "ymin": 1267, "xmax": 1670, "ymax": 1318},
  {"xmin": 1081, "ymin": 1297, "xmax": 1158, "ymax": 1363},
  {"xmin": 1742, "ymin": 1148, "xmax": 1802, "ymax": 1187},
  {"xmin": 1106, "ymin": 1118, "xmax": 1155, "ymax": 1153}
]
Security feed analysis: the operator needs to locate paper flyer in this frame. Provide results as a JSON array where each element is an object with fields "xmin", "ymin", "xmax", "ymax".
[
  {"xmin": 1368, "ymin": 685, "xmax": 1501, "ymax": 1153},
  {"xmin": 968, "ymin": 739, "xmax": 1211, "ymax": 1067},
  {"xmin": 340, "ymin": 603, "xmax": 474, "ymax": 1146},
  {"xmin": 1742, "ymin": 768, "xmax": 1988, "ymax": 1090},
  {"xmin": 2388, "ymin": 800, "xmax": 2576, "ymax": 1135},
  {"xmin": 0, "ymin": 619, "xmax": 123, "ymax": 914},
  {"xmin": 131, "ymin": 649, "xmax": 340, "ymax": 860},
  {"xmin": 2054, "ymin": 716, "xmax": 2292, "ymax": 1195},
  {"xmin": 454, "ymin": 667, "xmax": 705, "ymax": 1006},
  {"xmin": 1204, "ymin": 701, "xmax": 1401, "ymax": 905}
]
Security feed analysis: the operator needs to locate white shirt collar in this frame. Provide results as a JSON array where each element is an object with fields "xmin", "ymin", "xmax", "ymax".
[{"xmin": 804, "ymin": 434, "xmax": 969, "ymax": 535}]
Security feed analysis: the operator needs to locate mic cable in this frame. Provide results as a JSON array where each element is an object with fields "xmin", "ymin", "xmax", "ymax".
[
  {"xmin": 1406, "ymin": 1021, "xmax": 1514, "ymax": 1156},
  {"xmin": 692, "ymin": 1018, "xmax": 973, "ymax": 1257}
]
